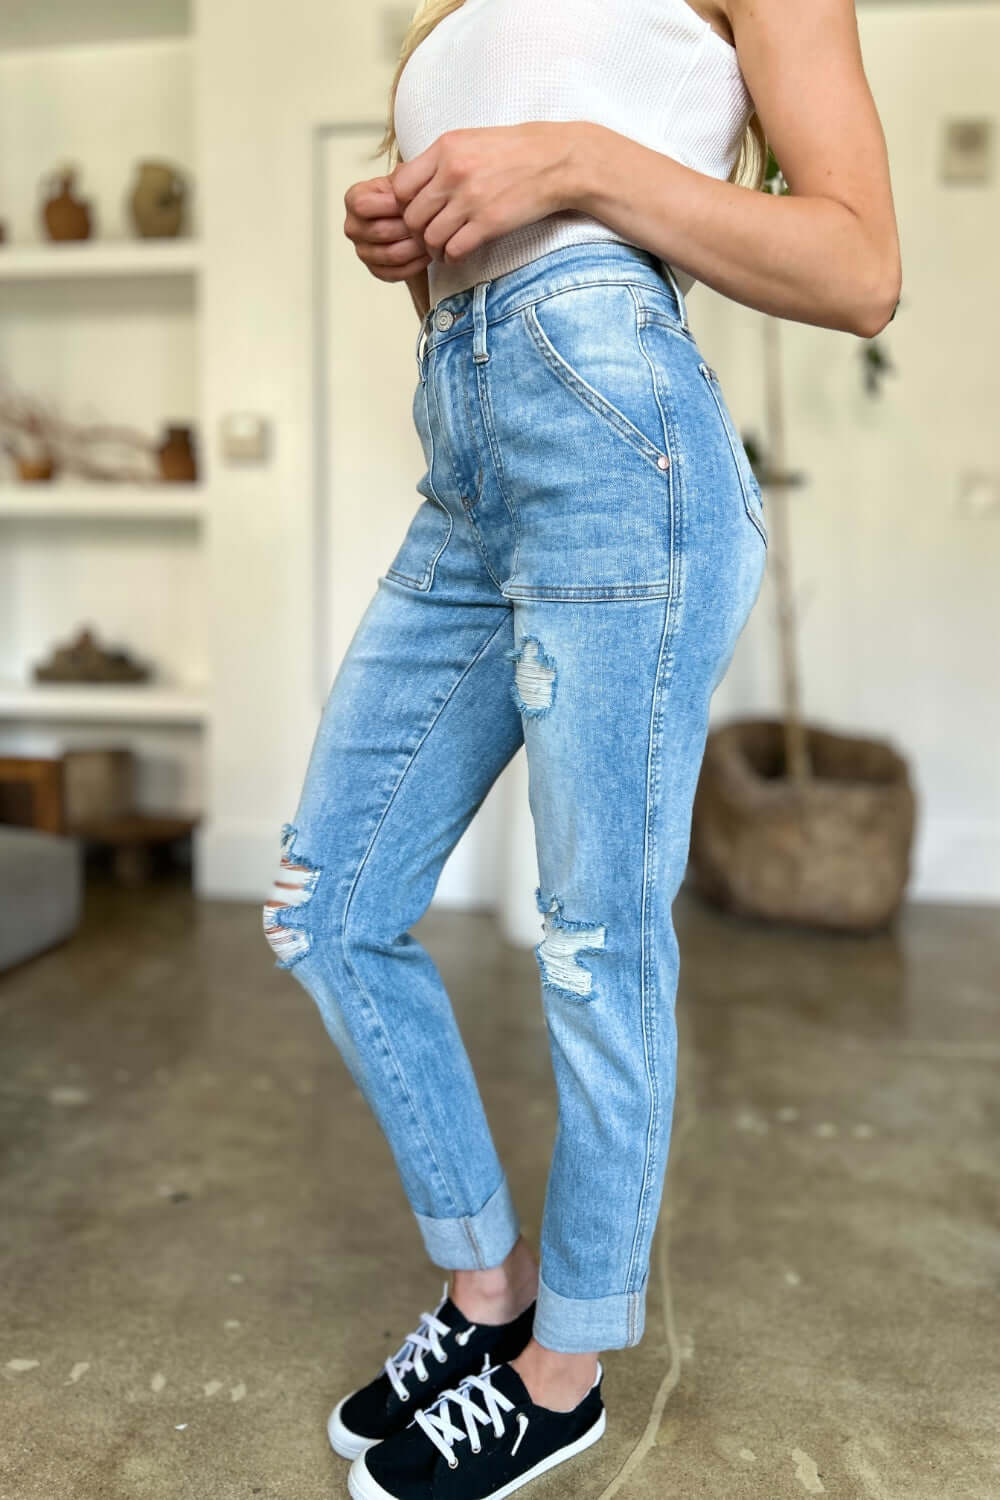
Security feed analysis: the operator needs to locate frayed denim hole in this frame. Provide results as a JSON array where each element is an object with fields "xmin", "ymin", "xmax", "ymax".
[
  {"xmin": 505, "ymin": 636, "xmax": 557, "ymax": 718},
  {"xmin": 263, "ymin": 823, "xmax": 322, "ymax": 970},
  {"xmin": 533, "ymin": 889, "xmax": 607, "ymax": 1002}
]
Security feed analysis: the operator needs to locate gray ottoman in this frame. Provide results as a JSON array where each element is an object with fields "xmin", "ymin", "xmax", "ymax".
[{"xmin": 0, "ymin": 827, "xmax": 83, "ymax": 973}]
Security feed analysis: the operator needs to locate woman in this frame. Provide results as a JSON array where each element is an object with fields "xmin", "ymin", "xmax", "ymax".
[{"xmin": 263, "ymin": 0, "xmax": 900, "ymax": 1495}]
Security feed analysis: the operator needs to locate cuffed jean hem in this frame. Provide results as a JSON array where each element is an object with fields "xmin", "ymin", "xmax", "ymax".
[
  {"xmin": 533, "ymin": 1271, "xmax": 648, "ymax": 1354},
  {"xmin": 414, "ymin": 1175, "xmax": 522, "ymax": 1271}
]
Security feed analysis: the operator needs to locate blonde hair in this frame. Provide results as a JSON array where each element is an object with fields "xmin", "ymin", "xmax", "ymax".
[{"xmin": 375, "ymin": 0, "xmax": 769, "ymax": 193}]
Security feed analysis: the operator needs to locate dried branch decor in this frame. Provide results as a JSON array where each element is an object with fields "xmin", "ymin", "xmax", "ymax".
[{"xmin": 0, "ymin": 377, "xmax": 159, "ymax": 483}]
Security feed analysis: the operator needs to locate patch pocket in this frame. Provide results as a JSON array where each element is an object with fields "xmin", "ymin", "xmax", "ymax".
[
  {"xmin": 385, "ymin": 378, "xmax": 453, "ymax": 591},
  {"xmin": 699, "ymin": 362, "xmax": 768, "ymax": 548},
  {"xmin": 523, "ymin": 283, "xmax": 673, "ymax": 474}
]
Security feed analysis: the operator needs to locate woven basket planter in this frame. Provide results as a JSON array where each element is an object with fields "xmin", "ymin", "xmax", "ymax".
[{"xmin": 689, "ymin": 718, "xmax": 917, "ymax": 932}]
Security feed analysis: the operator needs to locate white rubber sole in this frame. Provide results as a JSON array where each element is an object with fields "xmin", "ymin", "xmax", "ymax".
[
  {"xmin": 327, "ymin": 1394, "xmax": 383, "ymax": 1461},
  {"xmin": 347, "ymin": 1406, "xmax": 606, "ymax": 1500}
]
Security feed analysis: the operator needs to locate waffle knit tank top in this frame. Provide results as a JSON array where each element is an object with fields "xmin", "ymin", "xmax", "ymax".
[{"xmin": 393, "ymin": 0, "xmax": 756, "ymax": 308}]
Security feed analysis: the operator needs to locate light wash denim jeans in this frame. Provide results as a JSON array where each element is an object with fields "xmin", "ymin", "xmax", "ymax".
[{"xmin": 263, "ymin": 240, "xmax": 767, "ymax": 1354}]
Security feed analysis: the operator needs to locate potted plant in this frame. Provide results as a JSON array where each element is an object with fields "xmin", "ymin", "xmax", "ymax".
[{"xmin": 688, "ymin": 151, "xmax": 916, "ymax": 934}]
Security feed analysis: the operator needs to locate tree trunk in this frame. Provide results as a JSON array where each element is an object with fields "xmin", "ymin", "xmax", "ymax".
[{"xmin": 762, "ymin": 314, "xmax": 811, "ymax": 782}]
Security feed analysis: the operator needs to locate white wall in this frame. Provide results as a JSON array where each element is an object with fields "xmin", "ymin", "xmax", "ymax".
[
  {"xmin": 196, "ymin": 0, "xmax": 1000, "ymax": 907},
  {"xmin": 703, "ymin": 2, "xmax": 1000, "ymax": 902},
  {"xmin": 0, "ymin": 3, "xmax": 190, "ymax": 52}
]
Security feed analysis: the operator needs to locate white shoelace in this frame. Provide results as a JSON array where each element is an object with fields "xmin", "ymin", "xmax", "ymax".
[
  {"xmin": 383, "ymin": 1280, "xmax": 477, "ymax": 1402},
  {"xmin": 414, "ymin": 1362, "xmax": 516, "ymax": 1469}
]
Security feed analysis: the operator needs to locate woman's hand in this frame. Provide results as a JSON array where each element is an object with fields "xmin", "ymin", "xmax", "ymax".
[
  {"xmin": 344, "ymin": 175, "xmax": 432, "ymax": 283},
  {"xmin": 389, "ymin": 123, "xmax": 581, "ymax": 267}
]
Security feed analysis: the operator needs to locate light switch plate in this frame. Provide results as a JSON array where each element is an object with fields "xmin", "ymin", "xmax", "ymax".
[
  {"xmin": 956, "ymin": 469, "xmax": 1000, "ymax": 517},
  {"xmin": 219, "ymin": 412, "xmax": 270, "ymax": 463}
]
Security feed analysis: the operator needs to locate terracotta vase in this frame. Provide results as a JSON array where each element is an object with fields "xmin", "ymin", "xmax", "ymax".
[
  {"xmin": 157, "ymin": 425, "xmax": 198, "ymax": 483},
  {"xmin": 129, "ymin": 161, "xmax": 187, "ymax": 239},
  {"xmin": 16, "ymin": 454, "xmax": 59, "ymax": 483},
  {"xmin": 41, "ymin": 168, "xmax": 92, "ymax": 242}
]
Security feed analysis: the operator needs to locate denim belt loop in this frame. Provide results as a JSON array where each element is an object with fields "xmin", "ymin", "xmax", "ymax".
[
  {"xmin": 472, "ymin": 280, "xmax": 490, "ymax": 364},
  {"xmin": 660, "ymin": 260, "xmax": 690, "ymax": 335},
  {"xmin": 415, "ymin": 313, "xmax": 430, "ymax": 381}
]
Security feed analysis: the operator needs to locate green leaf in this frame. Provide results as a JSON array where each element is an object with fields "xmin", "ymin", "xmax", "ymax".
[
  {"xmin": 763, "ymin": 146, "xmax": 788, "ymax": 195},
  {"xmin": 860, "ymin": 338, "xmax": 896, "ymax": 396}
]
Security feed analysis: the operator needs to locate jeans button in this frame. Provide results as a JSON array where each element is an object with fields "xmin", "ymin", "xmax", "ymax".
[{"xmin": 434, "ymin": 308, "xmax": 455, "ymax": 331}]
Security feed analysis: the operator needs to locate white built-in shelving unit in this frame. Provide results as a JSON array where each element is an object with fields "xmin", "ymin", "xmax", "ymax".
[
  {"xmin": 0, "ymin": 239, "xmax": 203, "ymax": 281},
  {"xmin": 0, "ymin": 0, "xmax": 206, "ymax": 819},
  {"xmin": 0, "ymin": 680, "xmax": 209, "ymax": 725},
  {"xmin": 0, "ymin": 484, "xmax": 206, "ymax": 521}
]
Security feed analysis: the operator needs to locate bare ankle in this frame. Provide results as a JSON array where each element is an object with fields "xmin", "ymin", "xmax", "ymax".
[
  {"xmin": 509, "ymin": 1338, "xmax": 600, "ymax": 1412},
  {"xmin": 449, "ymin": 1236, "xmax": 539, "ymax": 1324}
]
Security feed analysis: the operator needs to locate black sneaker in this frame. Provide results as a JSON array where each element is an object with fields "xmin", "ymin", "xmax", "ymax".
[
  {"xmin": 346, "ymin": 1358, "xmax": 606, "ymax": 1499},
  {"xmin": 328, "ymin": 1282, "xmax": 537, "ymax": 1460}
]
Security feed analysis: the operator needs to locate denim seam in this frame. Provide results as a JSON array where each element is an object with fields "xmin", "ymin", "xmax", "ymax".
[
  {"xmin": 634, "ymin": 288, "xmax": 676, "ymax": 470},
  {"xmin": 459, "ymin": 374, "xmax": 486, "ymax": 509},
  {"xmin": 435, "ymin": 361, "xmax": 475, "ymax": 508},
  {"xmin": 430, "ymin": 368, "xmax": 505, "ymax": 594},
  {"xmin": 461, "ymin": 1212, "xmax": 484, "ymax": 1267},
  {"xmin": 626, "ymin": 457, "xmax": 685, "ymax": 1293},
  {"xmin": 501, "ymin": 581, "xmax": 675, "ymax": 602},
  {"xmin": 339, "ymin": 611, "xmax": 516, "ymax": 1220},
  {"xmin": 462, "ymin": 1173, "xmax": 503, "ymax": 1267},
  {"xmin": 699, "ymin": 363, "xmax": 769, "ymax": 549},
  {"xmin": 463, "ymin": 504, "xmax": 507, "ymax": 595},
  {"xmin": 658, "ymin": 346, "xmax": 683, "ymax": 603},
  {"xmin": 447, "ymin": 358, "xmax": 507, "ymax": 592},
  {"xmin": 474, "ymin": 357, "xmax": 522, "ymax": 580},
  {"xmin": 387, "ymin": 376, "xmax": 453, "ymax": 590},
  {"xmin": 424, "ymin": 373, "xmax": 457, "ymax": 573},
  {"xmin": 627, "ymin": 593, "xmax": 673, "ymax": 1292}
]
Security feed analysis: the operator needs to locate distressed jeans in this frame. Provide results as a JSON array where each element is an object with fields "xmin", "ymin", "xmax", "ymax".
[{"xmin": 263, "ymin": 240, "xmax": 767, "ymax": 1353}]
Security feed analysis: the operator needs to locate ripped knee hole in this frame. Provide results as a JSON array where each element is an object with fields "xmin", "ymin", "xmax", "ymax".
[{"xmin": 262, "ymin": 822, "xmax": 321, "ymax": 967}]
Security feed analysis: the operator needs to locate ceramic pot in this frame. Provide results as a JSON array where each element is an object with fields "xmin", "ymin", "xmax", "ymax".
[
  {"xmin": 42, "ymin": 168, "xmax": 92, "ymax": 242},
  {"xmin": 17, "ymin": 455, "xmax": 58, "ymax": 483},
  {"xmin": 157, "ymin": 425, "xmax": 197, "ymax": 483},
  {"xmin": 129, "ymin": 161, "xmax": 187, "ymax": 239}
]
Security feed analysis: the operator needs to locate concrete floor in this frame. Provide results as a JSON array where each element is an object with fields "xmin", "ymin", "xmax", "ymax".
[{"xmin": 2, "ymin": 876, "xmax": 998, "ymax": 1500}]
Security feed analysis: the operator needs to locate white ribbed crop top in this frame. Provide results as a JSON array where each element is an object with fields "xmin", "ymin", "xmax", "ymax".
[{"xmin": 394, "ymin": 0, "xmax": 756, "ymax": 307}]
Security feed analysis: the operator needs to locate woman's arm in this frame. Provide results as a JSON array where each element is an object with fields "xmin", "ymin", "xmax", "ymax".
[{"xmin": 564, "ymin": 0, "xmax": 901, "ymax": 337}]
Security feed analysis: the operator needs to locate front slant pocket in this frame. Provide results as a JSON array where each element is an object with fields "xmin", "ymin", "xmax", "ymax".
[
  {"xmin": 699, "ymin": 363, "xmax": 767, "ymax": 548},
  {"xmin": 523, "ymin": 282, "xmax": 673, "ymax": 474},
  {"xmin": 384, "ymin": 376, "xmax": 453, "ymax": 591}
]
